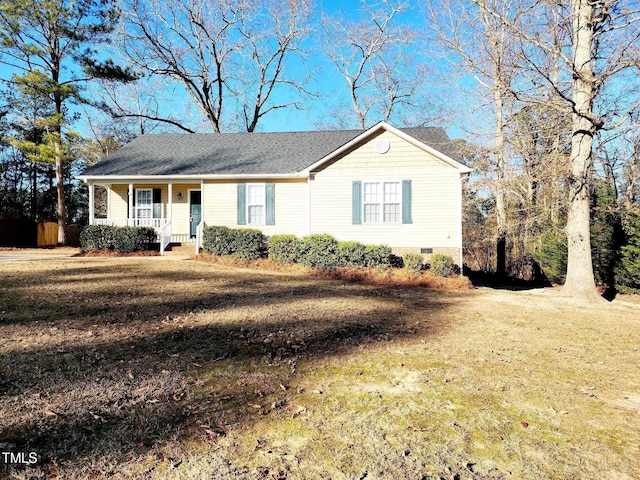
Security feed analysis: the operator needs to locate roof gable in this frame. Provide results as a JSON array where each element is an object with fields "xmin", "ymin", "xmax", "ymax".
[{"xmin": 79, "ymin": 123, "xmax": 469, "ymax": 178}]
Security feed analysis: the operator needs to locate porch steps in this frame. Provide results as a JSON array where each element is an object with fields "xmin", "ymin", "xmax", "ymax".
[{"xmin": 163, "ymin": 242, "xmax": 197, "ymax": 256}]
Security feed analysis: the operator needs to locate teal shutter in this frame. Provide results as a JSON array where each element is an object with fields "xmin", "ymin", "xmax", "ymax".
[
  {"xmin": 237, "ymin": 184, "xmax": 246, "ymax": 225},
  {"xmin": 402, "ymin": 180, "xmax": 412, "ymax": 224},
  {"xmin": 352, "ymin": 181, "xmax": 362, "ymax": 224},
  {"xmin": 265, "ymin": 183, "xmax": 275, "ymax": 225},
  {"xmin": 152, "ymin": 188, "xmax": 162, "ymax": 219}
]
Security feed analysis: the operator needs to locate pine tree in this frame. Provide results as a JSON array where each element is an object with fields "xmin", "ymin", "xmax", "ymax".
[{"xmin": 0, "ymin": 0, "xmax": 135, "ymax": 243}]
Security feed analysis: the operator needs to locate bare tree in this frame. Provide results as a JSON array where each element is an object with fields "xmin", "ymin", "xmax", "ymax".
[
  {"xmin": 321, "ymin": 0, "xmax": 432, "ymax": 129},
  {"xmin": 491, "ymin": 0, "xmax": 640, "ymax": 300},
  {"xmin": 120, "ymin": 0, "xmax": 311, "ymax": 133},
  {"xmin": 427, "ymin": 0, "xmax": 522, "ymax": 277}
]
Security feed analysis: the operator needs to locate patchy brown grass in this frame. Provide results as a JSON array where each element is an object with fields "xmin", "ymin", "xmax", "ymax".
[
  {"xmin": 0, "ymin": 257, "xmax": 639, "ymax": 479},
  {"xmin": 197, "ymin": 253, "xmax": 472, "ymax": 289}
]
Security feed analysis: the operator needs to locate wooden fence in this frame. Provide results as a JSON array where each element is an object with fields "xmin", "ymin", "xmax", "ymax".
[
  {"xmin": 37, "ymin": 222, "xmax": 58, "ymax": 247},
  {"xmin": 0, "ymin": 219, "xmax": 82, "ymax": 247}
]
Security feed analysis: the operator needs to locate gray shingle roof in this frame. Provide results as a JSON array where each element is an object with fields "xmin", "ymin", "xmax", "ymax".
[{"xmin": 80, "ymin": 127, "xmax": 461, "ymax": 177}]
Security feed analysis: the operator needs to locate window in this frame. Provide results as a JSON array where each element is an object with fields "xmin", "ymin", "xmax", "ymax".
[
  {"xmin": 247, "ymin": 184, "xmax": 265, "ymax": 225},
  {"xmin": 363, "ymin": 181, "xmax": 401, "ymax": 224},
  {"xmin": 353, "ymin": 180, "xmax": 411, "ymax": 225},
  {"xmin": 135, "ymin": 189, "xmax": 152, "ymax": 219},
  {"xmin": 237, "ymin": 183, "xmax": 275, "ymax": 226}
]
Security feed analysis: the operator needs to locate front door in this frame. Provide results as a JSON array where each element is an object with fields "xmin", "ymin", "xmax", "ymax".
[{"xmin": 189, "ymin": 190, "xmax": 202, "ymax": 238}]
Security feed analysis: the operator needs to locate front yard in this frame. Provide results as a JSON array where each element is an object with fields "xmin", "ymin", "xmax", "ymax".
[{"xmin": 0, "ymin": 256, "xmax": 638, "ymax": 479}]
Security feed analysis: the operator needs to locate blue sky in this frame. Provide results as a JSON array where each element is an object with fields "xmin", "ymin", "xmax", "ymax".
[{"xmin": 0, "ymin": 0, "xmax": 484, "ymax": 142}]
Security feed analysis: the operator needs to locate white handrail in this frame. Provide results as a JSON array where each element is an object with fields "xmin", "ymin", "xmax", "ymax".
[
  {"xmin": 195, "ymin": 220, "xmax": 205, "ymax": 255},
  {"xmin": 159, "ymin": 220, "xmax": 172, "ymax": 255},
  {"xmin": 94, "ymin": 218, "xmax": 165, "ymax": 228}
]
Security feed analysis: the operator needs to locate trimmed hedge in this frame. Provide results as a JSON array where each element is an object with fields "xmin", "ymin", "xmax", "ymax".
[
  {"xmin": 202, "ymin": 227, "xmax": 396, "ymax": 271},
  {"xmin": 402, "ymin": 253, "xmax": 424, "ymax": 274},
  {"xmin": 232, "ymin": 228, "xmax": 267, "ymax": 260},
  {"xmin": 202, "ymin": 226, "xmax": 235, "ymax": 256},
  {"xmin": 202, "ymin": 225, "xmax": 267, "ymax": 260},
  {"xmin": 299, "ymin": 234, "xmax": 340, "ymax": 270},
  {"xmin": 337, "ymin": 241, "xmax": 368, "ymax": 267},
  {"xmin": 80, "ymin": 225, "xmax": 156, "ymax": 253},
  {"xmin": 430, "ymin": 253, "xmax": 457, "ymax": 277},
  {"xmin": 364, "ymin": 244, "xmax": 392, "ymax": 268},
  {"xmin": 268, "ymin": 234, "xmax": 301, "ymax": 263}
]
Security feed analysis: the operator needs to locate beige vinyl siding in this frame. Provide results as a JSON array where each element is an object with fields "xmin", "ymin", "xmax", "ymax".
[
  {"xmin": 310, "ymin": 130, "xmax": 462, "ymax": 250},
  {"xmin": 202, "ymin": 179, "xmax": 309, "ymax": 237},
  {"xmin": 109, "ymin": 184, "xmax": 128, "ymax": 219}
]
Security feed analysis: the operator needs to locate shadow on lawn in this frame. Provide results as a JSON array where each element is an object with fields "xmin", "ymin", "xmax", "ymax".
[{"xmin": 0, "ymin": 258, "xmax": 460, "ymax": 477}]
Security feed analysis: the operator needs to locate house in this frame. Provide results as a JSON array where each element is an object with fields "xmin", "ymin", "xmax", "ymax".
[{"xmin": 77, "ymin": 122, "xmax": 471, "ymax": 265}]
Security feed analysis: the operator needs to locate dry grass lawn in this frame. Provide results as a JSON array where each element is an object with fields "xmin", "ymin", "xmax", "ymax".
[{"xmin": 0, "ymin": 256, "xmax": 638, "ymax": 479}]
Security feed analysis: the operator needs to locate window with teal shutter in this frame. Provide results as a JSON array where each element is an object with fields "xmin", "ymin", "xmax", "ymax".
[
  {"xmin": 353, "ymin": 180, "xmax": 410, "ymax": 224},
  {"xmin": 237, "ymin": 184, "xmax": 246, "ymax": 225}
]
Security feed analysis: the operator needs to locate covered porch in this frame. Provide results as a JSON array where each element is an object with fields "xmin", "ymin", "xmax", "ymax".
[{"xmin": 86, "ymin": 181, "xmax": 205, "ymax": 255}]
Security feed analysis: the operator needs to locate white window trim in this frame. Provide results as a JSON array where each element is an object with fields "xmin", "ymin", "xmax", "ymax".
[
  {"xmin": 362, "ymin": 180, "xmax": 402, "ymax": 224},
  {"xmin": 135, "ymin": 188, "xmax": 153, "ymax": 219},
  {"xmin": 246, "ymin": 183, "xmax": 266, "ymax": 225}
]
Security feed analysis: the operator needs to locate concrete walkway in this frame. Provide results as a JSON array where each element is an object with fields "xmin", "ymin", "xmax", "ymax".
[
  {"xmin": 0, "ymin": 248, "xmax": 81, "ymax": 262},
  {"xmin": 0, "ymin": 248, "xmax": 193, "ymax": 262}
]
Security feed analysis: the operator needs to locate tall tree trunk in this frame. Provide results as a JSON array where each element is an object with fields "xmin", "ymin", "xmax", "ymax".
[
  {"xmin": 54, "ymin": 89, "xmax": 67, "ymax": 244},
  {"xmin": 562, "ymin": 0, "xmax": 600, "ymax": 301},
  {"xmin": 55, "ymin": 137, "xmax": 67, "ymax": 244},
  {"xmin": 494, "ymin": 84, "xmax": 507, "ymax": 278}
]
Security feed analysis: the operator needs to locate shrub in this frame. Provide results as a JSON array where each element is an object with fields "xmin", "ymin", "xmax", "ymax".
[
  {"xmin": 268, "ymin": 234, "xmax": 302, "ymax": 263},
  {"xmin": 364, "ymin": 244, "xmax": 392, "ymax": 269},
  {"xmin": 337, "ymin": 241, "xmax": 368, "ymax": 267},
  {"xmin": 402, "ymin": 253, "xmax": 424, "ymax": 274},
  {"xmin": 299, "ymin": 234, "xmax": 339, "ymax": 270},
  {"xmin": 231, "ymin": 228, "xmax": 267, "ymax": 260},
  {"xmin": 202, "ymin": 226, "xmax": 235, "ymax": 256},
  {"xmin": 80, "ymin": 225, "xmax": 156, "ymax": 252},
  {"xmin": 202, "ymin": 225, "xmax": 266, "ymax": 260},
  {"xmin": 80, "ymin": 225, "xmax": 109, "ymax": 251},
  {"xmin": 430, "ymin": 253, "xmax": 457, "ymax": 277},
  {"xmin": 114, "ymin": 226, "xmax": 156, "ymax": 253}
]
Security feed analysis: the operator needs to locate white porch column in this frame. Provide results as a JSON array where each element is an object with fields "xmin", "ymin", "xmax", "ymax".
[
  {"xmin": 88, "ymin": 182, "xmax": 95, "ymax": 225},
  {"xmin": 128, "ymin": 183, "xmax": 134, "ymax": 226},
  {"xmin": 200, "ymin": 179, "xmax": 204, "ymax": 222},
  {"xmin": 168, "ymin": 183, "xmax": 173, "ymax": 223}
]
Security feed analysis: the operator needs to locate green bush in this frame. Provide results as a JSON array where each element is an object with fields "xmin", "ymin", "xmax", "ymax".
[
  {"xmin": 231, "ymin": 228, "xmax": 267, "ymax": 260},
  {"xmin": 80, "ymin": 225, "xmax": 110, "ymax": 251},
  {"xmin": 337, "ymin": 241, "xmax": 368, "ymax": 267},
  {"xmin": 299, "ymin": 234, "xmax": 339, "ymax": 270},
  {"xmin": 202, "ymin": 226, "xmax": 235, "ymax": 256},
  {"xmin": 268, "ymin": 234, "xmax": 301, "ymax": 263},
  {"xmin": 364, "ymin": 244, "xmax": 392, "ymax": 269},
  {"xmin": 402, "ymin": 253, "xmax": 424, "ymax": 274},
  {"xmin": 202, "ymin": 225, "xmax": 266, "ymax": 260},
  {"xmin": 80, "ymin": 225, "xmax": 156, "ymax": 252},
  {"xmin": 430, "ymin": 253, "xmax": 456, "ymax": 277}
]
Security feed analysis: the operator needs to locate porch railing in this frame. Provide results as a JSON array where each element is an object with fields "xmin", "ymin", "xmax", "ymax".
[
  {"xmin": 159, "ymin": 220, "xmax": 172, "ymax": 255},
  {"xmin": 195, "ymin": 220, "xmax": 205, "ymax": 255},
  {"xmin": 93, "ymin": 218, "xmax": 166, "ymax": 228}
]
